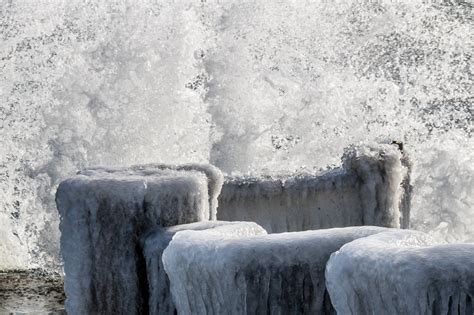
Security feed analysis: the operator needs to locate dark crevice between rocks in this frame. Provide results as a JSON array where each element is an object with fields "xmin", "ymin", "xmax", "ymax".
[{"xmin": 136, "ymin": 241, "xmax": 150, "ymax": 315}]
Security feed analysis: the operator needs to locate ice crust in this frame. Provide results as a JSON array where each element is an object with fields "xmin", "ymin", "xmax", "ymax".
[
  {"xmin": 162, "ymin": 226, "xmax": 390, "ymax": 315},
  {"xmin": 142, "ymin": 221, "xmax": 266, "ymax": 315},
  {"xmin": 326, "ymin": 230, "xmax": 474, "ymax": 315},
  {"xmin": 82, "ymin": 163, "xmax": 224, "ymax": 220},
  {"xmin": 56, "ymin": 164, "xmax": 222, "ymax": 315},
  {"xmin": 218, "ymin": 144, "xmax": 410, "ymax": 232}
]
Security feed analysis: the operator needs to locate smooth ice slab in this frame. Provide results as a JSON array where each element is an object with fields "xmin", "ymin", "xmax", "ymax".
[
  {"xmin": 162, "ymin": 226, "xmax": 389, "ymax": 315},
  {"xmin": 142, "ymin": 221, "xmax": 266, "ymax": 315},
  {"xmin": 56, "ymin": 164, "xmax": 222, "ymax": 315},
  {"xmin": 217, "ymin": 144, "xmax": 411, "ymax": 232},
  {"xmin": 326, "ymin": 230, "xmax": 474, "ymax": 315}
]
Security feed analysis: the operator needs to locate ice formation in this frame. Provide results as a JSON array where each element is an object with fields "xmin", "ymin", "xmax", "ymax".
[
  {"xmin": 84, "ymin": 163, "xmax": 224, "ymax": 220},
  {"xmin": 55, "ymin": 159, "xmax": 472, "ymax": 314},
  {"xmin": 56, "ymin": 164, "xmax": 221, "ymax": 315},
  {"xmin": 218, "ymin": 144, "xmax": 410, "ymax": 232},
  {"xmin": 341, "ymin": 144, "xmax": 408, "ymax": 227},
  {"xmin": 326, "ymin": 230, "xmax": 474, "ymax": 315},
  {"xmin": 162, "ymin": 226, "xmax": 390, "ymax": 315},
  {"xmin": 1, "ymin": 0, "xmax": 472, "ymax": 271},
  {"xmin": 142, "ymin": 221, "xmax": 266, "ymax": 315}
]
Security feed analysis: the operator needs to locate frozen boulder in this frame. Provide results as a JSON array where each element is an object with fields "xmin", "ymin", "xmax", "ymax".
[
  {"xmin": 142, "ymin": 221, "xmax": 266, "ymax": 315},
  {"xmin": 326, "ymin": 230, "xmax": 474, "ymax": 315},
  {"xmin": 218, "ymin": 144, "xmax": 410, "ymax": 232},
  {"xmin": 56, "ymin": 164, "xmax": 222, "ymax": 315},
  {"xmin": 162, "ymin": 226, "xmax": 389, "ymax": 315},
  {"xmin": 84, "ymin": 163, "xmax": 224, "ymax": 219}
]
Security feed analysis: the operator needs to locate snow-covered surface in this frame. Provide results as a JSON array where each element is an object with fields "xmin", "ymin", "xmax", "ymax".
[
  {"xmin": 218, "ymin": 144, "xmax": 410, "ymax": 232},
  {"xmin": 142, "ymin": 221, "xmax": 266, "ymax": 315},
  {"xmin": 162, "ymin": 226, "xmax": 389, "ymax": 315},
  {"xmin": 56, "ymin": 164, "xmax": 219, "ymax": 315},
  {"xmin": 326, "ymin": 230, "xmax": 474, "ymax": 315}
]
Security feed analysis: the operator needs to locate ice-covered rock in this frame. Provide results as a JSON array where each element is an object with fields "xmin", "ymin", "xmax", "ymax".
[
  {"xmin": 56, "ymin": 164, "xmax": 221, "ymax": 315},
  {"xmin": 83, "ymin": 163, "xmax": 224, "ymax": 220},
  {"xmin": 142, "ymin": 221, "xmax": 266, "ymax": 315},
  {"xmin": 342, "ymin": 144, "xmax": 408, "ymax": 228},
  {"xmin": 217, "ymin": 144, "xmax": 410, "ymax": 232},
  {"xmin": 162, "ymin": 226, "xmax": 389, "ymax": 315},
  {"xmin": 326, "ymin": 230, "xmax": 474, "ymax": 315}
]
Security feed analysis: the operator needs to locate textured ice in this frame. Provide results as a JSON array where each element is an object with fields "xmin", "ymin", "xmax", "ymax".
[
  {"xmin": 218, "ymin": 144, "xmax": 410, "ymax": 232},
  {"xmin": 1, "ymin": 1, "xmax": 472, "ymax": 271},
  {"xmin": 142, "ymin": 221, "xmax": 266, "ymax": 315},
  {"xmin": 162, "ymin": 226, "xmax": 389, "ymax": 315},
  {"xmin": 83, "ymin": 163, "xmax": 224, "ymax": 220},
  {"xmin": 56, "ymin": 164, "xmax": 221, "ymax": 315},
  {"xmin": 326, "ymin": 230, "xmax": 474, "ymax": 315}
]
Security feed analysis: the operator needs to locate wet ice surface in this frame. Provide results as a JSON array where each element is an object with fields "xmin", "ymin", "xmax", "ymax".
[{"xmin": 0, "ymin": 270, "xmax": 65, "ymax": 314}]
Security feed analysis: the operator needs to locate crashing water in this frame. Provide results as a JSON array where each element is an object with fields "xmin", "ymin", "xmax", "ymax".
[{"xmin": 0, "ymin": 0, "xmax": 472, "ymax": 271}]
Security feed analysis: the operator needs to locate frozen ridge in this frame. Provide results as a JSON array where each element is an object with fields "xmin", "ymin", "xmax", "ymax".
[
  {"xmin": 56, "ymin": 164, "xmax": 223, "ymax": 315},
  {"xmin": 326, "ymin": 230, "xmax": 474, "ymax": 315},
  {"xmin": 162, "ymin": 226, "xmax": 390, "ymax": 315},
  {"xmin": 218, "ymin": 143, "xmax": 411, "ymax": 232},
  {"xmin": 142, "ymin": 221, "xmax": 266, "ymax": 315}
]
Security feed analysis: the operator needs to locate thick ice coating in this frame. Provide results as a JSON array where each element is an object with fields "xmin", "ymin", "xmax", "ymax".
[
  {"xmin": 162, "ymin": 226, "xmax": 389, "ymax": 315},
  {"xmin": 56, "ymin": 164, "xmax": 221, "ymax": 315},
  {"xmin": 83, "ymin": 163, "xmax": 224, "ymax": 220},
  {"xmin": 326, "ymin": 230, "xmax": 474, "ymax": 315},
  {"xmin": 218, "ymin": 144, "xmax": 410, "ymax": 232},
  {"xmin": 142, "ymin": 221, "xmax": 266, "ymax": 315}
]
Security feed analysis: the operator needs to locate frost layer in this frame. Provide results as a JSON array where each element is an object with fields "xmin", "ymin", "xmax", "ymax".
[
  {"xmin": 162, "ymin": 226, "xmax": 389, "ymax": 315},
  {"xmin": 142, "ymin": 221, "xmax": 266, "ymax": 315},
  {"xmin": 218, "ymin": 144, "xmax": 410, "ymax": 232},
  {"xmin": 56, "ymin": 164, "xmax": 219, "ymax": 315},
  {"xmin": 326, "ymin": 230, "xmax": 474, "ymax": 315}
]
